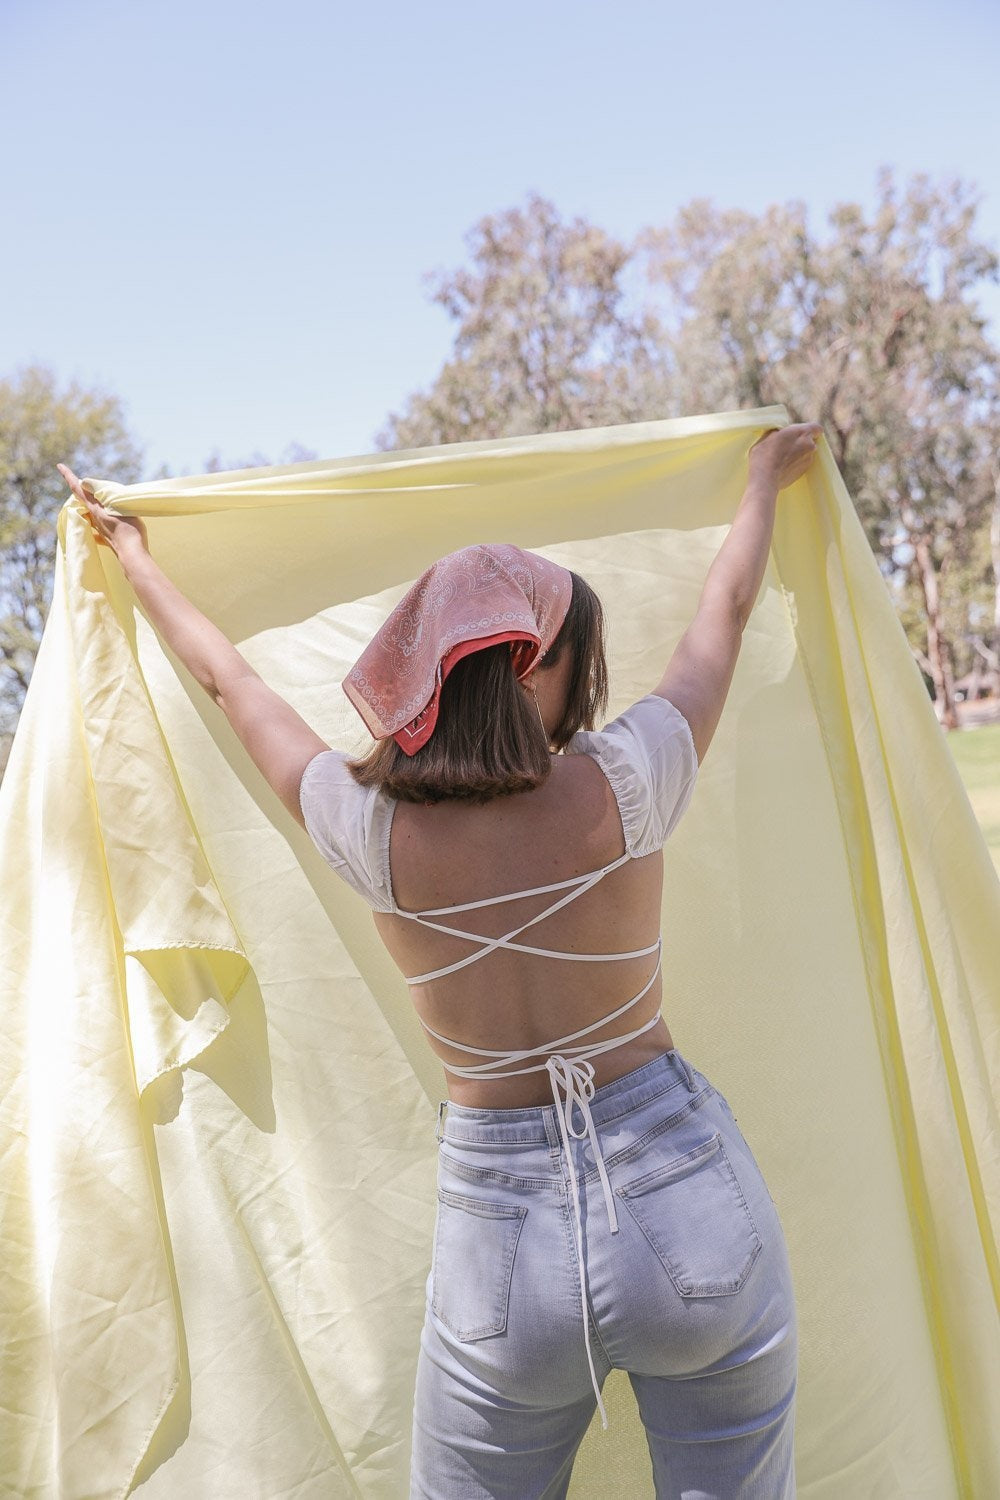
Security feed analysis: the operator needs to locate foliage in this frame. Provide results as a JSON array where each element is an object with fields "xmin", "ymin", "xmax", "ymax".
[
  {"xmin": 379, "ymin": 171, "xmax": 1000, "ymax": 723},
  {"xmin": 0, "ymin": 365, "xmax": 143, "ymax": 772},
  {"xmin": 375, "ymin": 192, "xmax": 670, "ymax": 448},
  {"xmin": 0, "ymin": 370, "xmax": 320, "ymax": 778}
]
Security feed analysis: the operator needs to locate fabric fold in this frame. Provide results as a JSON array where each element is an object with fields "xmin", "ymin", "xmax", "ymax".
[{"xmin": 60, "ymin": 502, "xmax": 252, "ymax": 1098}]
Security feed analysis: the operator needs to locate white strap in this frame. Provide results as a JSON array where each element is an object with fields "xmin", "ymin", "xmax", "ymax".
[
  {"xmin": 406, "ymin": 931, "xmax": 660, "ymax": 985},
  {"xmin": 397, "ymin": 851, "xmax": 632, "ymax": 918},
  {"xmin": 436, "ymin": 1007, "xmax": 665, "ymax": 1079},
  {"xmin": 401, "ymin": 858, "xmax": 642, "ymax": 985},
  {"xmin": 546, "ymin": 1054, "xmax": 619, "ymax": 1429},
  {"xmin": 422, "ymin": 947, "xmax": 663, "ymax": 1075},
  {"xmin": 433, "ymin": 1005, "xmax": 664, "ymax": 1077}
]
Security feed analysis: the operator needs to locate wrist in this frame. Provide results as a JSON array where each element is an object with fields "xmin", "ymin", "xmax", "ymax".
[
  {"xmin": 742, "ymin": 471, "xmax": 779, "ymax": 503},
  {"xmin": 115, "ymin": 539, "xmax": 153, "ymax": 576}
]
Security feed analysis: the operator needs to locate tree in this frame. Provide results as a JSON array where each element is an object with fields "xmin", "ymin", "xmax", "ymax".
[
  {"xmin": 635, "ymin": 167, "xmax": 1000, "ymax": 726},
  {"xmin": 381, "ymin": 175, "xmax": 1000, "ymax": 724},
  {"xmin": 0, "ymin": 366, "xmax": 143, "ymax": 776},
  {"xmin": 375, "ymin": 192, "xmax": 669, "ymax": 449},
  {"xmin": 6, "ymin": 171, "xmax": 990, "ymax": 783}
]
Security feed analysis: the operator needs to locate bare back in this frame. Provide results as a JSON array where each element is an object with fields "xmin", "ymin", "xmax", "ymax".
[
  {"xmin": 373, "ymin": 749, "xmax": 674, "ymax": 1107},
  {"xmin": 298, "ymin": 692, "xmax": 700, "ymax": 1108}
]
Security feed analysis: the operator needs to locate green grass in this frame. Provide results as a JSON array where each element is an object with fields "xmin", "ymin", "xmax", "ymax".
[{"xmin": 945, "ymin": 722, "xmax": 1000, "ymax": 876}]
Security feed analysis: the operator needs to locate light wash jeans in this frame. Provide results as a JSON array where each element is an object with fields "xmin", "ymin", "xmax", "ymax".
[{"xmin": 410, "ymin": 1048, "xmax": 798, "ymax": 1498}]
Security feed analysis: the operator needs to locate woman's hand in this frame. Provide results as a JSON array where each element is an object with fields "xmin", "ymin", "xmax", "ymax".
[
  {"xmin": 748, "ymin": 422, "xmax": 823, "ymax": 493},
  {"xmin": 57, "ymin": 464, "xmax": 149, "ymax": 559}
]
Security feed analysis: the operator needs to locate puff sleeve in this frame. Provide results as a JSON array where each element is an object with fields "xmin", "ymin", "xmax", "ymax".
[
  {"xmin": 565, "ymin": 695, "xmax": 699, "ymax": 858},
  {"xmin": 297, "ymin": 750, "xmax": 394, "ymax": 911}
]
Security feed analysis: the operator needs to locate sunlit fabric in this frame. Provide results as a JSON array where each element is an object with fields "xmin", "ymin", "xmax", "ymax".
[{"xmin": 1, "ymin": 405, "xmax": 997, "ymax": 1498}]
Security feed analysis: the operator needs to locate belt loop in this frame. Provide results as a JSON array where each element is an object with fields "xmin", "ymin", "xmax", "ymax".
[
  {"xmin": 677, "ymin": 1052, "xmax": 698, "ymax": 1093},
  {"xmin": 543, "ymin": 1103, "xmax": 560, "ymax": 1153},
  {"xmin": 435, "ymin": 1099, "xmax": 448, "ymax": 1143}
]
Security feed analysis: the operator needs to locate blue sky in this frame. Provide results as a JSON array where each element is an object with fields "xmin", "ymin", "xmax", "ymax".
[{"xmin": 4, "ymin": 0, "xmax": 997, "ymax": 478}]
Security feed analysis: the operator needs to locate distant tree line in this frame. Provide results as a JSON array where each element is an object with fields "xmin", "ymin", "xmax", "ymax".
[
  {"xmin": 377, "ymin": 168, "xmax": 1000, "ymax": 732},
  {"xmin": 2, "ymin": 165, "xmax": 998, "ymax": 779}
]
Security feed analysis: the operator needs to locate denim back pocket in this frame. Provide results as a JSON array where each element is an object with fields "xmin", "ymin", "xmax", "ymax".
[
  {"xmin": 431, "ymin": 1187, "xmax": 528, "ymax": 1341},
  {"xmin": 616, "ymin": 1131, "xmax": 762, "ymax": 1296}
]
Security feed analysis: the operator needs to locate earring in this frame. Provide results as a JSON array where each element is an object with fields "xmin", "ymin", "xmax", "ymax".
[{"xmin": 528, "ymin": 684, "xmax": 548, "ymax": 738}]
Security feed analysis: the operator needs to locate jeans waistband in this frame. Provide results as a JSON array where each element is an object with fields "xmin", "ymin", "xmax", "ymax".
[{"xmin": 436, "ymin": 1048, "xmax": 701, "ymax": 1145}]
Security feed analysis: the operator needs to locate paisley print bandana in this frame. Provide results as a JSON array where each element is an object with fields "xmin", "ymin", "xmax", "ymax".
[{"xmin": 342, "ymin": 543, "xmax": 574, "ymax": 755}]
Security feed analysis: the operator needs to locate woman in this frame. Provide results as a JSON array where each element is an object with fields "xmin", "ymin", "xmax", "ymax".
[{"xmin": 60, "ymin": 419, "xmax": 821, "ymax": 1500}]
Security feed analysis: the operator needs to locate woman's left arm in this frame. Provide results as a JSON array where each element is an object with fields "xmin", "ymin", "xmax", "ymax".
[{"xmin": 58, "ymin": 465, "xmax": 329, "ymax": 828}]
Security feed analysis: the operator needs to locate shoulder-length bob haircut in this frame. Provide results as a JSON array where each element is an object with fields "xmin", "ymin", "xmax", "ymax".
[{"xmin": 346, "ymin": 569, "xmax": 608, "ymax": 804}]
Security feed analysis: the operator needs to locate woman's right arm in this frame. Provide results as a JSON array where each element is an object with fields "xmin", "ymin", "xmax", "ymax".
[{"xmin": 652, "ymin": 422, "xmax": 823, "ymax": 767}]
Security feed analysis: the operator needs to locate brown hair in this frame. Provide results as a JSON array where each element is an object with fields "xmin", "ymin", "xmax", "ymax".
[{"xmin": 346, "ymin": 568, "xmax": 609, "ymax": 804}]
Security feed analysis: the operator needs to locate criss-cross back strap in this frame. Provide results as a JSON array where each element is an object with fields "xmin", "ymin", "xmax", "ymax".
[
  {"xmin": 400, "ymin": 851, "xmax": 631, "ymax": 917},
  {"xmin": 418, "ymin": 943, "xmax": 663, "ymax": 1076},
  {"xmin": 394, "ymin": 851, "xmax": 656, "ymax": 985}
]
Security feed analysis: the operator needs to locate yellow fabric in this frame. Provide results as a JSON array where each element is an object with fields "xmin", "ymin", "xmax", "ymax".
[{"xmin": 1, "ymin": 405, "xmax": 998, "ymax": 1498}]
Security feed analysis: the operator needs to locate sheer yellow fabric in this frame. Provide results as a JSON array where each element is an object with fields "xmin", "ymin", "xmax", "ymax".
[{"xmin": 1, "ymin": 406, "xmax": 997, "ymax": 1498}]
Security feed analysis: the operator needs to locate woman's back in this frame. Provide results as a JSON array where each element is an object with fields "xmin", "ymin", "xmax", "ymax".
[
  {"xmin": 376, "ymin": 745, "xmax": 670, "ymax": 1107},
  {"xmin": 300, "ymin": 693, "xmax": 699, "ymax": 1108}
]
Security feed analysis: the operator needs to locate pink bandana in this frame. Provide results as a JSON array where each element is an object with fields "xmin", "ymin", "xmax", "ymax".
[{"xmin": 343, "ymin": 544, "xmax": 573, "ymax": 755}]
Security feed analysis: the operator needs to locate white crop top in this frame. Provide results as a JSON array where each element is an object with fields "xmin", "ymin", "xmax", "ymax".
[{"xmin": 298, "ymin": 692, "xmax": 699, "ymax": 1428}]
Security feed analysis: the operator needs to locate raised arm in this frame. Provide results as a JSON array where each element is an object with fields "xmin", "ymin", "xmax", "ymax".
[
  {"xmin": 59, "ymin": 464, "xmax": 330, "ymax": 828},
  {"xmin": 652, "ymin": 423, "xmax": 823, "ymax": 766}
]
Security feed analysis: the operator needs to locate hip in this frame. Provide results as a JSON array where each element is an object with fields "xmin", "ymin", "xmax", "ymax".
[
  {"xmin": 434, "ymin": 1046, "xmax": 783, "ymax": 1232},
  {"xmin": 428, "ymin": 1048, "xmax": 797, "ymax": 1371}
]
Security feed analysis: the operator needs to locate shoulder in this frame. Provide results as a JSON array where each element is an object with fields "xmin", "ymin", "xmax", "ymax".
[
  {"xmin": 564, "ymin": 695, "xmax": 699, "ymax": 857},
  {"xmin": 298, "ymin": 750, "xmax": 395, "ymax": 911},
  {"xmin": 579, "ymin": 694, "xmax": 698, "ymax": 759}
]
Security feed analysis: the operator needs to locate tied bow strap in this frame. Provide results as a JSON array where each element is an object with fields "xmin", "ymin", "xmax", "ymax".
[
  {"xmin": 545, "ymin": 1054, "xmax": 619, "ymax": 1430},
  {"xmin": 546, "ymin": 1055, "xmax": 619, "ymax": 1233}
]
